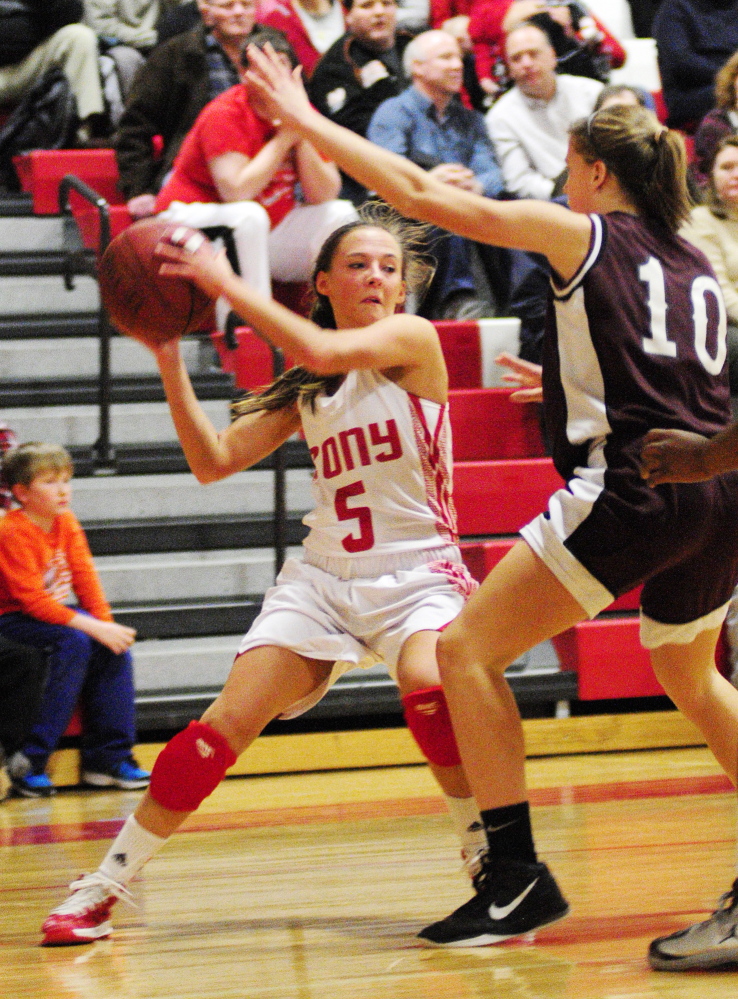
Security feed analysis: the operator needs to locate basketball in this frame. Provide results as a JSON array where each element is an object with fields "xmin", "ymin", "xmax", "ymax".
[{"xmin": 98, "ymin": 218, "xmax": 215, "ymax": 346}]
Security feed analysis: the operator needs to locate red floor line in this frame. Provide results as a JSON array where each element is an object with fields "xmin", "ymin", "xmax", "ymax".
[{"xmin": 1, "ymin": 772, "xmax": 733, "ymax": 848}]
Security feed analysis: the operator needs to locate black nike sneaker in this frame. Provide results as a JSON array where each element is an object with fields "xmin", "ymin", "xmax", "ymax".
[{"xmin": 418, "ymin": 856, "xmax": 570, "ymax": 947}]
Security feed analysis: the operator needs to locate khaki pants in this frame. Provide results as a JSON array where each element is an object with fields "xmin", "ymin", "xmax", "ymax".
[{"xmin": 0, "ymin": 24, "xmax": 104, "ymax": 120}]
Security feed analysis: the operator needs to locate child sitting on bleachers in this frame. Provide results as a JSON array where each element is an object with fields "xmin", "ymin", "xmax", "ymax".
[{"xmin": 0, "ymin": 442, "xmax": 149, "ymax": 797}]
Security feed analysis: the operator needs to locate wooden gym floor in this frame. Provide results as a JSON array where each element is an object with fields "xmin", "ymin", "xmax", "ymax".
[{"xmin": 2, "ymin": 717, "xmax": 738, "ymax": 998}]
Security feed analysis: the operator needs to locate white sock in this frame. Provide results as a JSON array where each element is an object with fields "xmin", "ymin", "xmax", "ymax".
[
  {"xmin": 443, "ymin": 794, "xmax": 486, "ymax": 857},
  {"xmin": 98, "ymin": 815, "xmax": 167, "ymax": 886}
]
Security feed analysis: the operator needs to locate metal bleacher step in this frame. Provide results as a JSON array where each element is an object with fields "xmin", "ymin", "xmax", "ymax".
[
  {"xmin": 0, "ymin": 192, "xmax": 33, "ymax": 218},
  {"xmin": 129, "ymin": 636, "xmax": 572, "ymax": 732},
  {"xmin": 71, "ymin": 469, "xmax": 313, "ymax": 521},
  {"xmin": 0, "ymin": 250, "xmax": 92, "ymax": 278},
  {"xmin": 0, "ymin": 313, "xmax": 100, "ymax": 339},
  {"xmin": 115, "ymin": 596, "xmax": 262, "ymax": 640},
  {"xmin": 69, "ymin": 437, "xmax": 312, "ymax": 478},
  {"xmin": 85, "ymin": 511, "xmax": 309, "ymax": 556},
  {"xmin": 93, "ymin": 546, "xmax": 304, "ymax": 605},
  {"xmin": 0, "ymin": 371, "xmax": 233, "ymax": 408}
]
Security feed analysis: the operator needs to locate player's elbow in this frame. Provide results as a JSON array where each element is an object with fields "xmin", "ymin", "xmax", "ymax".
[{"xmin": 298, "ymin": 346, "xmax": 339, "ymax": 375}]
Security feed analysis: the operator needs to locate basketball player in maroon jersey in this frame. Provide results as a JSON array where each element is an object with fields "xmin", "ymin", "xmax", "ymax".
[{"xmin": 246, "ymin": 48, "xmax": 738, "ymax": 966}]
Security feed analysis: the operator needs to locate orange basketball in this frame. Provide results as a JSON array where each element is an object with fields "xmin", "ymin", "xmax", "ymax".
[{"xmin": 98, "ymin": 218, "xmax": 215, "ymax": 346}]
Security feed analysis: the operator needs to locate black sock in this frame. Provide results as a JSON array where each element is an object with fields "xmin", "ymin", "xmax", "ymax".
[{"xmin": 480, "ymin": 801, "xmax": 537, "ymax": 864}]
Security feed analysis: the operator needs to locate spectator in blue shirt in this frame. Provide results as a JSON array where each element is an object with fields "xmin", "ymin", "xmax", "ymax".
[{"xmin": 368, "ymin": 28, "xmax": 548, "ymax": 341}]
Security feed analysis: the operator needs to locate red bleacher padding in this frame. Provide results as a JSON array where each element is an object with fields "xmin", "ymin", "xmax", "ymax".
[
  {"xmin": 459, "ymin": 537, "xmax": 515, "ymax": 582},
  {"xmin": 13, "ymin": 149, "xmax": 123, "ymax": 214},
  {"xmin": 454, "ymin": 458, "xmax": 564, "ymax": 535},
  {"xmin": 435, "ymin": 321, "xmax": 482, "ymax": 388},
  {"xmin": 552, "ymin": 618, "xmax": 662, "ymax": 700},
  {"xmin": 460, "ymin": 537, "xmax": 642, "ymax": 608},
  {"xmin": 449, "ymin": 388, "xmax": 545, "ymax": 461},
  {"xmin": 211, "ymin": 329, "xmax": 279, "ymax": 392}
]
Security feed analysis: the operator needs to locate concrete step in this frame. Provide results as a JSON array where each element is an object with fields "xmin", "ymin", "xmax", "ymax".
[
  {"xmin": 0, "ymin": 215, "xmax": 64, "ymax": 252},
  {"xmin": 71, "ymin": 469, "xmax": 313, "ymax": 520},
  {"xmin": 0, "ymin": 336, "xmax": 201, "ymax": 380},
  {"xmin": 5, "ymin": 398, "xmax": 232, "ymax": 446},
  {"xmin": 94, "ymin": 546, "xmax": 303, "ymax": 603},
  {"xmin": 0, "ymin": 274, "xmax": 99, "ymax": 314}
]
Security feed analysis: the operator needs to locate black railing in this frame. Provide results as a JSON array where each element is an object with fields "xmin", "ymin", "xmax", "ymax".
[
  {"xmin": 58, "ymin": 174, "xmax": 116, "ymax": 473},
  {"xmin": 57, "ymin": 182, "xmax": 288, "ymax": 576}
]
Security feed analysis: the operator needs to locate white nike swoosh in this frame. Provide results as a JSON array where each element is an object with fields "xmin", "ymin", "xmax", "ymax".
[{"xmin": 488, "ymin": 877, "xmax": 539, "ymax": 921}]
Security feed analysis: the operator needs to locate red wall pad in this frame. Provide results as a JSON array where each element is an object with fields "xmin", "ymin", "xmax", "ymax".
[
  {"xmin": 453, "ymin": 458, "xmax": 564, "ymax": 535},
  {"xmin": 552, "ymin": 618, "xmax": 663, "ymax": 700},
  {"xmin": 449, "ymin": 388, "xmax": 545, "ymax": 461}
]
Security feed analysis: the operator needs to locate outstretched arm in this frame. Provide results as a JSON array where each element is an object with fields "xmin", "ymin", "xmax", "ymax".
[
  {"xmin": 156, "ymin": 233, "xmax": 443, "ymax": 380},
  {"xmin": 639, "ymin": 424, "xmax": 738, "ymax": 486},
  {"xmin": 245, "ymin": 45, "xmax": 592, "ymax": 283}
]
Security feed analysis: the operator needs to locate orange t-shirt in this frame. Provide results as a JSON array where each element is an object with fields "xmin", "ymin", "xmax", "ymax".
[{"xmin": 0, "ymin": 509, "xmax": 112, "ymax": 626}]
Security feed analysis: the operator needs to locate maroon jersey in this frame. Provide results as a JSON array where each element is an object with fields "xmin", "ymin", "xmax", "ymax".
[{"xmin": 542, "ymin": 212, "xmax": 731, "ymax": 484}]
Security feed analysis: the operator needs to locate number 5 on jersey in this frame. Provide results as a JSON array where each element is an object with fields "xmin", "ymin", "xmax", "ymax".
[{"xmin": 335, "ymin": 480, "xmax": 375, "ymax": 553}]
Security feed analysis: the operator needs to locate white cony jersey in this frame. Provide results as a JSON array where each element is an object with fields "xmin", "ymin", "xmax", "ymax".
[{"xmin": 299, "ymin": 368, "xmax": 457, "ymax": 562}]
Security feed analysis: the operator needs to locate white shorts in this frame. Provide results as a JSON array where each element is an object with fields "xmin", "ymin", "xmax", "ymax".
[{"xmin": 237, "ymin": 551, "xmax": 478, "ymax": 718}]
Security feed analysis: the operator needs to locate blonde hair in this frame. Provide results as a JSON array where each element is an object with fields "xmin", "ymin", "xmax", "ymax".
[
  {"xmin": 232, "ymin": 204, "xmax": 434, "ymax": 419},
  {"xmin": 2, "ymin": 442, "xmax": 73, "ymax": 489},
  {"xmin": 569, "ymin": 105, "xmax": 691, "ymax": 233},
  {"xmin": 715, "ymin": 50, "xmax": 738, "ymax": 111}
]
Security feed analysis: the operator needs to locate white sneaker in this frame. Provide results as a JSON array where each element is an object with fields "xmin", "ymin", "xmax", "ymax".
[
  {"xmin": 649, "ymin": 879, "xmax": 738, "ymax": 970},
  {"xmin": 41, "ymin": 872, "xmax": 133, "ymax": 946}
]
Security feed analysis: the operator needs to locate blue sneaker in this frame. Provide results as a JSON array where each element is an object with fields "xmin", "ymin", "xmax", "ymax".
[
  {"xmin": 82, "ymin": 759, "xmax": 150, "ymax": 790},
  {"xmin": 12, "ymin": 772, "xmax": 57, "ymax": 798}
]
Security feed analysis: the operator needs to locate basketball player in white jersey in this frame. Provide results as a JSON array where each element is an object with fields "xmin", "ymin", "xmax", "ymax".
[{"xmin": 41, "ymin": 208, "xmax": 486, "ymax": 946}]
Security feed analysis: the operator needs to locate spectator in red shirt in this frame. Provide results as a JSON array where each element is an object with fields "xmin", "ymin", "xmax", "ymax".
[{"xmin": 155, "ymin": 31, "xmax": 357, "ymax": 309}]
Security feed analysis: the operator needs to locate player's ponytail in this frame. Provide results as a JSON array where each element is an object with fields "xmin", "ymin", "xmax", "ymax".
[
  {"xmin": 569, "ymin": 106, "xmax": 692, "ymax": 233},
  {"xmin": 232, "ymin": 206, "xmax": 434, "ymax": 419}
]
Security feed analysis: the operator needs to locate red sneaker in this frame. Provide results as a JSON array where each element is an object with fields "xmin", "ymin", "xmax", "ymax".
[{"xmin": 42, "ymin": 873, "xmax": 131, "ymax": 946}]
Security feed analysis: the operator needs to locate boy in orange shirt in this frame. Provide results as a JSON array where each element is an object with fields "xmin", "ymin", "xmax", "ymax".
[{"xmin": 0, "ymin": 443, "xmax": 149, "ymax": 797}]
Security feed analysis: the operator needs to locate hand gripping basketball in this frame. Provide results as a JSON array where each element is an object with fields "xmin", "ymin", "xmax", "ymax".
[{"xmin": 98, "ymin": 218, "xmax": 215, "ymax": 347}]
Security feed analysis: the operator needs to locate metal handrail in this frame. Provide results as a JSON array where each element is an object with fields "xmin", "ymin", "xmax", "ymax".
[
  {"xmin": 203, "ymin": 225, "xmax": 288, "ymax": 578},
  {"xmin": 58, "ymin": 174, "xmax": 116, "ymax": 473}
]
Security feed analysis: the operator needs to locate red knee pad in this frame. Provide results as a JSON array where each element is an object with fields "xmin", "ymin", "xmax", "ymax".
[
  {"xmin": 402, "ymin": 685, "xmax": 461, "ymax": 768},
  {"xmin": 149, "ymin": 721, "xmax": 237, "ymax": 812}
]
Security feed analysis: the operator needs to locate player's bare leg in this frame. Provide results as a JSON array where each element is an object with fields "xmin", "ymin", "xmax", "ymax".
[
  {"xmin": 396, "ymin": 631, "xmax": 486, "ymax": 873},
  {"xmin": 649, "ymin": 627, "xmax": 738, "ymax": 784},
  {"xmin": 418, "ymin": 540, "xmax": 587, "ymax": 946},
  {"xmin": 41, "ymin": 647, "xmax": 333, "ymax": 945}
]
